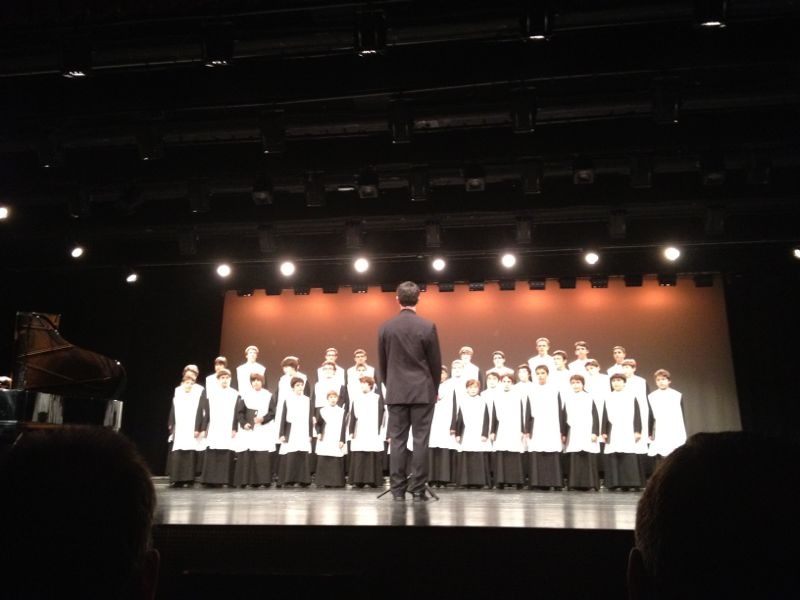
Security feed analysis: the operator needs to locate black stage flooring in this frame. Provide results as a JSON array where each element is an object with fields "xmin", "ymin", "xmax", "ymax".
[{"xmin": 153, "ymin": 478, "xmax": 639, "ymax": 599}]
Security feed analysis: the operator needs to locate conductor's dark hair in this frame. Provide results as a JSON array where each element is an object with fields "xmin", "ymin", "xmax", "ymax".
[
  {"xmin": 396, "ymin": 281, "xmax": 420, "ymax": 306},
  {"xmin": 632, "ymin": 431, "xmax": 800, "ymax": 599},
  {"xmin": 0, "ymin": 426, "xmax": 156, "ymax": 599}
]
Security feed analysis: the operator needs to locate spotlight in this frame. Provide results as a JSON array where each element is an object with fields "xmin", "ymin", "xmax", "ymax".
[
  {"xmin": 425, "ymin": 222, "xmax": 442, "ymax": 248},
  {"xmin": 510, "ymin": 87, "xmax": 537, "ymax": 133},
  {"xmin": 609, "ymin": 211, "xmax": 627, "ymax": 240},
  {"xmin": 352, "ymin": 283, "xmax": 368, "ymax": 294},
  {"xmin": 389, "ymin": 99, "xmax": 413, "ymax": 144},
  {"xmin": 559, "ymin": 277, "xmax": 576, "ymax": 289},
  {"xmin": 38, "ymin": 137, "xmax": 61, "ymax": 168},
  {"xmin": 260, "ymin": 111, "xmax": 286, "ymax": 155},
  {"xmin": 61, "ymin": 40, "xmax": 91, "ymax": 78},
  {"xmin": 202, "ymin": 32, "xmax": 234, "ymax": 67},
  {"xmin": 468, "ymin": 281, "xmax": 485, "ymax": 292},
  {"xmin": 357, "ymin": 169, "xmax": 379, "ymax": 199},
  {"xmin": 0, "ymin": 205, "xmax": 9, "ymax": 220},
  {"xmin": 354, "ymin": 257, "xmax": 369, "ymax": 273},
  {"xmin": 323, "ymin": 285, "xmax": 339, "ymax": 294},
  {"xmin": 501, "ymin": 253, "xmax": 517, "ymax": 268},
  {"xmin": 438, "ymin": 282, "xmax": 455, "ymax": 292},
  {"xmin": 418, "ymin": 282, "xmax": 427, "ymax": 292},
  {"xmin": 265, "ymin": 286, "xmax": 283, "ymax": 296},
  {"xmin": 305, "ymin": 172, "xmax": 326, "ymax": 207},
  {"xmin": 70, "ymin": 245, "xmax": 84, "ymax": 259},
  {"xmin": 653, "ymin": 78, "xmax": 681, "ymax": 125},
  {"xmin": 584, "ymin": 251, "xmax": 600, "ymax": 265},
  {"xmin": 529, "ymin": 278, "xmax": 546, "ymax": 290},
  {"xmin": 293, "ymin": 286, "xmax": 311, "ymax": 295},
  {"xmin": 346, "ymin": 222, "xmax": 364, "ymax": 250},
  {"xmin": 573, "ymin": 157, "xmax": 594, "ymax": 185},
  {"xmin": 355, "ymin": 11, "xmax": 387, "ymax": 56},
  {"xmin": 125, "ymin": 271, "xmax": 138, "ymax": 284},
  {"xmin": 658, "ymin": 274, "xmax": 677, "ymax": 287},
  {"xmin": 693, "ymin": 273, "xmax": 714, "ymax": 287},
  {"xmin": 432, "ymin": 257, "xmax": 446, "ymax": 272},
  {"xmin": 664, "ymin": 246, "xmax": 681, "ymax": 261},
  {"xmin": 624, "ymin": 274, "xmax": 644, "ymax": 287},
  {"xmin": 410, "ymin": 168, "xmax": 429, "ymax": 202},
  {"xmin": 590, "ymin": 275, "xmax": 609, "ymax": 288},
  {"xmin": 216, "ymin": 264, "xmax": 232, "ymax": 278},
  {"xmin": 463, "ymin": 165, "xmax": 486, "ymax": 192},
  {"xmin": 630, "ymin": 156, "xmax": 653, "ymax": 189},
  {"xmin": 380, "ymin": 283, "xmax": 397, "ymax": 293},
  {"xmin": 252, "ymin": 174, "xmax": 274, "ymax": 205},
  {"xmin": 794, "ymin": 247, "xmax": 800, "ymax": 260},
  {"xmin": 499, "ymin": 279, "xmax": 516, "ymax": 291},
  {"xmin": 136, "ymin": 126, "xmax": 164, "ymax": 161},
  {"xmin": 279, "ymin": 261, "xmax": 296, "ymax": 277},
  {"xmin": 521, "ymin": 1, "xmax": 551, "ymax": 41},
  {"xmin": 237, "ymin": 290, "xmax": 254, "ymax": 297},
  {"xmin": 695, "ymin": 0, "xmax": 727, "ymax": 28},
  {"xmin": 68, "ymin": 189, "xmax": 91, "ymax": 219}
]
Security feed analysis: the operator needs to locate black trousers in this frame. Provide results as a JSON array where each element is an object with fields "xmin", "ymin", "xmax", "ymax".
[{"xmin": 387, "ymin": 402, "xmax": 435, "ymax": 496}]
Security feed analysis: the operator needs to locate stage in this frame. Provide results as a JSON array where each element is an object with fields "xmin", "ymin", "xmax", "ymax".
[{"xmin": 153, "ymin": 478, "xmax": 639, "ymax": 598}]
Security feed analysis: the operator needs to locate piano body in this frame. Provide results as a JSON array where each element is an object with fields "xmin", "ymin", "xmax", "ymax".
[{"xmin": 0, "ymin": 312, "xmax": 126, "ymax": 449}]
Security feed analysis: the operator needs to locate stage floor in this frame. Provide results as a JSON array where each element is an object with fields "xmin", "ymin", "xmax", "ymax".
[{"xmin": 154, "ymin": 477, "xmax": 640, "ymax": 530}]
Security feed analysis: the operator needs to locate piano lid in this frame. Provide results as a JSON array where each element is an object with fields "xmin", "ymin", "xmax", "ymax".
[{"xmin": 13, "ymin": 312, "xmax": 126, "ymax": 399}]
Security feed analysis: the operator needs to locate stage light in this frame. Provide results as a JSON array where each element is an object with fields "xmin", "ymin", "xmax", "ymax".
[
  {"xmin": 438, "ymin": 282, "xmax": 455, "ymax": 292},
  {"xmin": 61, "ymin": 40, "xmax": 91, "ymax": 78},
  {"xmin": 501, "ymin": 253, "xmax": 517, "ymax": 268},
  {"xmin": 323, "ymin": 285, "xmax": 339, "ymax": 294},
  {"xmin": 609, "ymin": 211, "xmax": 626, "ymax": 240},
  {"xmin": 664, "ymin": 246, "xmax": 681, "ymax": 261},
  {"xmin": 694, "ymin": 274, "xmax": 714, "ymax": 287},
  {"xmin": 463, "ymin": 165, "xmax": 486, "ymax": 192},
  {"xmin": 354, "ymin": 257, "xmax": 369, "ymax": 273},
  {"xmin": 559, "ymin": 277, "xmax": 576, "ymax": 289},
  {"xmin": 237, "ymin": 290, "xmax": 254, "ymax": 297},
  {"xmin": 260, "ymin": 111, "xmax": 286, "ymax": 155},
  {"xmin": 293, "ymin": 286, "xmax": 310, "ymax": 295},
  {"xmin": 653, "ymin": 78, "xmax": 681, "ymax": 125},
  {"xmin": 389, "ymin": 99, "xmax": 412, "ymax": 144},
  {"xmin": 202, "ymin": 33, "xmax": 234, "ymax": 67},
  {"xmin": 265, "ymin": 286, "xmax": 282, "ymax": 296},
  {"xmin": 469, "ymin": 281, "xmax": 485, "ymax": 292},
  {"xmin": 499, "ymin": 279, "xmax": 516, "ymax": 291},
  {"xmin": 178, "ymin": 228, "xmax": 198, "ymax": 256},
  {"xmin": 305, "ymin": 172, "xmax": 326, "ymax": 207},
  {"xmin": 410, "ymin": 168, "xmax": 429, "ymax": 202},
  {"xmin": 516, "ymin": 218, "xmax": 533, "ymax": 245},
  {"xmin": 624, "ymin": 274, "xmax": 644, "ymax": 287},
  {"xmin": 38, "ymin": 137, "xmax": 61, "ymax": 168},
  {"xmin": 380, "ymin": 283, "xmax": 396, "ymax": 293},
  {"xmin": 188, "ymin": 180, "xmax": 210, "ymax": 213},
  {"xmin": 695, "ymin": 0, "xmax": 727, "ymax": 28},
  {"xmin": 68, "ymin": 189, "xmax": 91, "ymax": 219},
  {"xmin": 584, "ymin": 251, "xmax": 599, "ymax": 265},
  {"xmin": 590, "ymin": 275, "xmax": 609, "ymax": 288},
  {"xmin": 425, "ymin": 221, "xmax": 442, "ymax": 248},
  {"xmin": 125, "ymin": 272, "xmax": 138, "ymax": 284},
  {"xmin": 252, "ymin": 174, "xmax": 274, "ymax": 205},
  {"xmin": 352, "ymin": 283, "xmax": 368, "ymax": 294},
  {"xmin": 418, "ymin": 282, "xmax": 427, "ymax": 292},
  {"xmin": 280, "ymin": 261, "xmax": 296, "ymax": 277},
  {"xmin": 521, "ymin": 1, "xmax": 551, "ymax": 41},
  {"xmin": 0, "ymin": 206, "xmax": 9, "ymax": 220},
  {"xmin": 357, "ymin": 169, "xmax": 379, "ymax": 199},
  {"xmin": 216, "ymin": 263, "xmax": 232, "ymax": 278},
  {"xmin": 136, "ymin": 126, "xmax": 164, "ymax": 161},
  {"xmin": 658, "ymin": 273, "xmax": 677, "ymax": 287},
  {"xmin": 355, "ymin": 11, "xmax": 387, "ymax": 56},
  {"xmin": 529, "ymin": 278, "xmax": 546, "ymax": 290},
  {"xmin": 573, "ymin": 157, "xmax": 594, "ymax": 185},
  {"xmin": 510, "ymin": 87, "xmax": 537, "ymax": 133},
  {"xmin": 70, "ymin": 245, "xmax": 84, "ymax": 259},
  {"xmin": 432, "ymin": 257, "xmax": 446, "ymax": 272}
]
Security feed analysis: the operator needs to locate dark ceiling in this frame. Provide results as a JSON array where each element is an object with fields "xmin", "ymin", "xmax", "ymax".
[{"xmin": 1, "ymin": 0, "xmax": 799, "ymax": 288}]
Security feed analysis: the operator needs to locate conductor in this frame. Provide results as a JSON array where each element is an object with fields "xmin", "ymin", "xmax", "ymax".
[{"xmin": 378, "ymin": 281, "xmax": 442, "ymax": 501}]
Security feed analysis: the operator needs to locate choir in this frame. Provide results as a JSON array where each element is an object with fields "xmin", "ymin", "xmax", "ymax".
[{"xmin": 167, "ymin": 342, "xmax": 687, "ymax": 491}]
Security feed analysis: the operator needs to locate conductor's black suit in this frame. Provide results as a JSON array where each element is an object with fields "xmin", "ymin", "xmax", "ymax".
[{"xmin": 377, "ymin": 306, "xmax": 442, "ymax": 498}]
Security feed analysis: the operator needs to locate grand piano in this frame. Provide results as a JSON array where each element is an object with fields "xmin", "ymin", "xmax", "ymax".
[{"xmin": 0, "ymin": 312, "xmax": 126, "ymax": 450}]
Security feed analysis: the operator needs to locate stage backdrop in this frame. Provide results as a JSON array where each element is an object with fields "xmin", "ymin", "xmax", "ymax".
[{"xmin": 220, "ymin": 275, "xmax": 740, "ymax": 435}]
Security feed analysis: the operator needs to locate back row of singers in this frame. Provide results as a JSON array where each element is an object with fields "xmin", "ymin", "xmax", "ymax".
[{"xmin": 168, "ymin": 357, "xmax": 386, "ymax": 488}]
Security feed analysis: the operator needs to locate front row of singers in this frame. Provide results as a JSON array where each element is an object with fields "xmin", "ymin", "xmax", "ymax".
[{"xmin": 168, "ymin": 362, "xmax": 685, "ymax": 491}]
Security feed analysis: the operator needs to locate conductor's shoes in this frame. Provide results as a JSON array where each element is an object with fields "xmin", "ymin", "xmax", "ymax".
[
  {"xmin": 391, "ymin": 493, "xmax": 406, "ymax": 501},
  {"xmin": 412, "ymin": 492, "xmax": 429, "ymax": 502}
]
